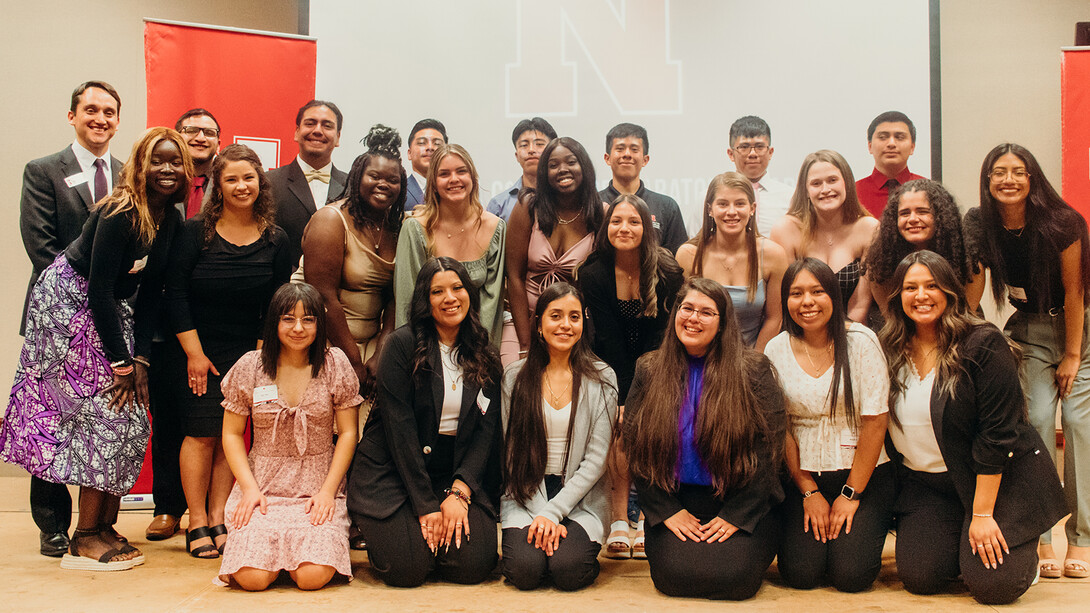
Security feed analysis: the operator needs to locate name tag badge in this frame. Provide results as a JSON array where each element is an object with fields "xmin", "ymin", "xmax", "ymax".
[
  {"xmin": 64, "ymin": 173, "xmax": 88, "ymax": 188},
  {"xmin": 253, "ymin": 384, "xmax": 278, "ymax": 404},
  {"xmin": 840, "ymin": 429, "xmax": 858, "ymax": 449},
  {"xmin": 651, "ymin": 214, "xmax": 661, "ymax": 230},
  {"xmin": 128, "ymin": 256, "xmax": 148, "ymax": 274},
  {"xmin": 1007, "ymin": 285, "xmax": 1028, "ymax": 302},
  {"xmin": 476, "ymin": 389, "xmax": 490, "ymax": 415}
]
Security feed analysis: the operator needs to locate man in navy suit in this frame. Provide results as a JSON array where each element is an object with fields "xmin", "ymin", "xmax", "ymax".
[
  {"xmin": 267, "ymin": 100, "xmax": 347, "ymax": 267},
  {"xmin": 18, "ymin": 80, "xmax": 124, "ymax": 557},
  {"xmin": 403, "ymin": 118, "xmax": 447, "ymax": 211}
]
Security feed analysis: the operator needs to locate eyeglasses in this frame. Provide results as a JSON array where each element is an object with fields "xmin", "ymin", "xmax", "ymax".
[
  {"xmin": 732, "ymin": 143, "xmax": 769, "ymax": 155},
  {"xmin": 989, "ymin": 168, "xmax": 1030, "ymax": 182},
  {"xmin": 279, "ymin": 315, "xmax": 318, "ymax": 327},
  {"xmin": 179, "ymin": 126, "xmax": 220, "ymax": 138},
  {"xmin": 677, "ymin": 304, "xmax": 719, "ymax": 322}
]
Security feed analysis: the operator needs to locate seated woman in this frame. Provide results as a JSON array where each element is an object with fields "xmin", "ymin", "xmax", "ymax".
[
  {"xmin": 393, "ymin": 144, "xmax": 505, "ymax": 345},
  {"xmin": 764, "ymin": 258, "xmax": 892, "ymax": 592},
  {"xmin": 771, "ymin": 150, "xmax": 879, "ymax": 323},
  {"xmin": 676, "ymin": 172, "xmax": 787, "ymax": 350},
  {"xmin": 347, "ymin": 257, "xmax": 503, "ymax": 587},
  {"xmin": 624, "ymin": 278, "xmax": 786, "ymax": 600},
  {"xmin": 879, "ymin": 250, "xmax": 1066, "ymax": 604},
  {"xmin": 507, "ymin": 137, "xmax": 604, "ymax": 360},
  {"xmin": 575, "ymin": 194, "xmax": 683, "ymax": 558},
  {"xmin": 217, "ymin": 283, "xmax": 361, "ymax": 591},
  {"xmin": 864, "ymin": 178, "xmax": 983, "ymax": 315},
  {"xmin": 501, "ymin": 282, "xmax": 617, "ymax": 590}
]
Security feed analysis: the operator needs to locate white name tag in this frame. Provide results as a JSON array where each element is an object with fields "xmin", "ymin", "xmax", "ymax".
[
  {"xmin": 253, "ymin": 385, "xmax": 278, "ymax": 403},
  {"xmin": 476, "ymin": 389, "xmax": 490, "ymax": 415},
  {"xmin": 64, "ymin": 173, "xmax": 88, "ymax": 188},
  {"xmin": 1007, "ymin": 285, "xmax": 1028, "ymax": 302},
  {"xmin": 840, "ymin": 429, "xmax": 858, "ymax": 449},
  {"xmin": 128, "ymin": 256, "xmax": 147, "ymax": 274}
]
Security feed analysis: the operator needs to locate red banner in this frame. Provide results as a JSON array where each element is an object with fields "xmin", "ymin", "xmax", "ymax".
[
  {"xmin": 144, "ymin": 19, "xmax": 316, "ymax": 169},
  {"xmin": 1062, "ymin": 48, "xmax": 1090, "ymax": 220}
]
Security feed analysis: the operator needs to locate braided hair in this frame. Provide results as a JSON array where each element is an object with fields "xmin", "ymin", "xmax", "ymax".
[{"xmin": 343, "ymin": 124, "xmax": 407, "ymax": 236}]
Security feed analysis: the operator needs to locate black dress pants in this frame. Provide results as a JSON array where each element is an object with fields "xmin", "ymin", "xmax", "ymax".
[
  {"xmin": 148, "ymin": 340, "xmax": 187, "ymax": 517},
  {"xmin": 895, "ymin": 468, "xmax": 1038, "ymax": 605},
  {"xmin": 30, "ymin": 476, "xmax": 71, "ymax": 534}
]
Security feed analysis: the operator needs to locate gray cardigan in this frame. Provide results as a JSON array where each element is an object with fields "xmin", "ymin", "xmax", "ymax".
[{"xmin": 500, "ymin": 359, "xmax": 618, "ymax": 544}]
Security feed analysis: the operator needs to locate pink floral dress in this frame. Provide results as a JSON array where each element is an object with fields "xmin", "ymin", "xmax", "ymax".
[{"xmin": 215, "ymin": 347, "xmax": 362, "ymax": 585}]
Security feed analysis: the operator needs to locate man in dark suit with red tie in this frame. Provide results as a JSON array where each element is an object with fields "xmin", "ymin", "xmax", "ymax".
[
  {"xmin": 175, "ymin": 108, "xmax": 221, "ymax": 219},
  {"xmin": 18, "ymin": 80, "xmax": 123, "ymax": 557},
  {"xmin": 267, "ymin": 100, "xmax": 347, "ymax": 268}
]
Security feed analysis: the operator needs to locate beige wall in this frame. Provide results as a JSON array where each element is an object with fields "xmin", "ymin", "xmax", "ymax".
[{"xmin": 0, "ymin": 1, "xmax": 300, "ymax": 402}]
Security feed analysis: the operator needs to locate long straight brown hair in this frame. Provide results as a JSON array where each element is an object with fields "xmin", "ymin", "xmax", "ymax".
[
  {"xmin": 691, "ymin": 172, "xmax": 760, "ymax": 301},
  {"xmin": 626, "ymin": 277, "xmax": 779, "ymax": 496}
]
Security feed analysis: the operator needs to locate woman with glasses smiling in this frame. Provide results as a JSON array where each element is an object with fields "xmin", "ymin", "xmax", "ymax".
[
  {"xmin": 964, "ymin": 143, "xmax": 1090, "ymax": 580},
  {"xmin": 623, "ymin": 277, "xmax": 786, "ymax": 600}
]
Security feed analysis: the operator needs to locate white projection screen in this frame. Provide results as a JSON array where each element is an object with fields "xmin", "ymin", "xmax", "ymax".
[{"xmin": 311, "ymin": 0, "xmax": 932, "ymax": 234}]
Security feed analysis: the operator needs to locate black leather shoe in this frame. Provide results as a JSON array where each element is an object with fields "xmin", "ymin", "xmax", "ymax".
[{"xmin": 40, "ymin": 531, "xmax": 70, "ymax": 557}]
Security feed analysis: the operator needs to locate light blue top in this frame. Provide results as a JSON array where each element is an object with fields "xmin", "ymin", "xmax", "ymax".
[
  {"xmin": 724, "ymin": 278, "xmax": 766, "ymax": 347},
  {"xmin": 486, "ymin": 177, "xmax": 522, "ymax": 221}
]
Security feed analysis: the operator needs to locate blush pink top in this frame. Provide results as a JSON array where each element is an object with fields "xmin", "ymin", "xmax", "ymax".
[{"xmin": 525, "ymin": 223, "xmax": 594, "ymax": 313}]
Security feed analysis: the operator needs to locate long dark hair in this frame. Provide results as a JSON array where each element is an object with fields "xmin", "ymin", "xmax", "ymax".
[
  {"xmin": 864, "ymin": 179, "xmax": 972, "ymax": 286},
  {"xmin": 408, "ymin": 257, "xmax": 500, "ymax": 388},
  {"xmin": 690, "ymin": 172, "xmax": 761, "ymax": 300},
  {"xmin": 626, "ymin": 277, "xmax": 781, "ymax": 496},
  {"xmin": 781, "ymin": 258, "xmax": 858, "ymax": 429},
  {"xmin": 504, "ymin": 283, "xmax": 612, "ymax": 505},
  {"xmin": 588, "ymin": 194, "xmax": 682, "ymax": 318},
  {"xmin": 259, "ymin": 282, "xmax": 327, "ymax": 378},
  {"xmin": 971, "ymin": 143, "xmax": 1090, "ymax": 308},
  {"xmin": 342, "ymin": 124, "xmax": 406, "ymax": 237},
  {"xmin": 878, "ymin": 251, "xmax": 1008, "ymax": 423},
  {"xmin": 525, "ymin": 136, "xmax": 604, "ymax": 237},
  {"xmin": 202, "ymin": 144, "xmax": 276, "ymax": 245}
]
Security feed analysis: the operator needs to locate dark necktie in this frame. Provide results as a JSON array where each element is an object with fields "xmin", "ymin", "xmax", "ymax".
[
  {"xmin": 93, "ymin": 158, "xmax": 108, "ymax": 203},
  {"xmin": 882, "ymin": 178, "xmax": 900, "ymax": 192},
  {"xmin": 187, "ymin": 176, "xmax": 207, "ymax": 219}
]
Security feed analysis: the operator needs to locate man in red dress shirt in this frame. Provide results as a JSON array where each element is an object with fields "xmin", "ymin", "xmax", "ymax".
[{"xmin": 855, "ymin": 111, "xmax": 924, "ymax": 217}]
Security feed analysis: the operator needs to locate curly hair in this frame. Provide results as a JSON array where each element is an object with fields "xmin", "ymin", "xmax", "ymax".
[
  {"xmin": 864, "ymin": 179, "xmax": 972, "ymax": 286},
  {"xmin": 201, "ymin": 144, "xmax": 276, "ymax": 245},
  {"xmin": 98, "ymin": 127, "xmax": 193, "ymax": 246},
  {"xmin": 342, "ymin": 124, "xmax": 405, "ymax": 238}
]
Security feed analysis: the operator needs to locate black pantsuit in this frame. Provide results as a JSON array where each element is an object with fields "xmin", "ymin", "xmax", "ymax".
[
  {"xmin": 502, "ymin": 520, "xmax": 601, "ymax": 591},
  {"xmin": 778, "ymin": 462, "xmax": 895, "ymax": 592},
  {"xmin": 30, "ymin": 476, "xmax": 70, "ymax": 535}
]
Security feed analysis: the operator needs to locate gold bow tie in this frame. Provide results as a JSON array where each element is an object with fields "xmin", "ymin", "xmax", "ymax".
[{"xmin": 304, "ymin": 169, "xmax": 330, "ymax": 184}]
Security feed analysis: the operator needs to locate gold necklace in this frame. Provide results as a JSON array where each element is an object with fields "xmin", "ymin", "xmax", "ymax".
[
  {"xmin": 908, "ymin": 345, "xmax": 938, "ymax": 377},
  {"xmin": 797, "ymin": 337, "xmax": 832, "ymax": 374},
  {"xmin": 556, "ymin": 210, "xmax": 582, "ymax": 225},
  {"xmin": 543, "ymin": 370, "xmax": 572, "ymax": 408}
]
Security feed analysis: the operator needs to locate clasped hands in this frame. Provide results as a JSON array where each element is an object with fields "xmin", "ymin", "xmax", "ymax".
[
  {"xmin": 663, "ymin": 509, "xmax": 738, "ymax": 543},
  {"xmin": 419, "ymin": 480, "xmax": 471, "ymax": 553}
]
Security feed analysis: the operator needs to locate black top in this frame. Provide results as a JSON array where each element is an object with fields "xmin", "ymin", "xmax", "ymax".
[
  {"xmin": 623, "ymin": 353, "xmax": 786, "ymax": 533},
  {"xmin": 166, "ymin": 218, "xmax": 292, "ymax": 359},
  {"xmin": 346, "ymin": 325, "xmax": 503, "ymax": 520},
  {"xmin": 65, "ymin": 203, "xmax": 181, "ymax": 363},
  {"xmin": 599, "ymin": 181, "xmax": 689, "ymax": 254},
  {"xmin": 576, "ymin": 252, "xmax": 684, "ymax": 400}
]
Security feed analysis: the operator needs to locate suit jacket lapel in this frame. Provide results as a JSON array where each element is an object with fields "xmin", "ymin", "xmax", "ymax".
[
  {"xmin": 287, "ymin": 160, "xmax": 318, "ymax": 214},
  {"xmin": 929, "ymin": 375, "xmax": 946, "ymax": 451},
  {"xmin": 328, "ymin": 166, "xmax": 346, "ymax": 204},
  {"xmin": 60, "ymin": 148, "xmax": 94, "ymax": 210},
  {"xmin": 110, "ymin": 156, "xmax": 122, "ymax": 182},
  {"xmin": 408, "ymin": 175, "xmax": 424, "ymax": 204},
  {"xmin": 426, "ymin": 343, "xmax": 445, "ymax": 426}
]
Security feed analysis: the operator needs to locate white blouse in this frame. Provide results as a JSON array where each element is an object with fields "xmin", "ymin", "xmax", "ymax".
[
  {"xmin": 543, "ymin": 398, "xmax": 572, "ymax": 475},
  {"xmin": 438, "ymin": 343, "xmax": 462, "ymax": 435},
  {"xmin": 765, "ymin": 323, "xmax": 890, "ymax": 472},
  {"xmin": 890, "ymin": 366, "xmax": 947, "ymax": 473}
]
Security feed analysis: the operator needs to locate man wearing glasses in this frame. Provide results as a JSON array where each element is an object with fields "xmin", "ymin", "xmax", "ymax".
[
  {"xmin": 175, "ymin": 108, "xmax": 221, "ymax": 219},
  {"xmin": 855, "ymin": 111, "xmax": 925, "ymax": 217},
  {"xmin": 404, "ymin": 118, "xmax": 448, "ymax": 210},
  {"xmin": 727, "ymin": 115, "xmax": 792, "ymax": 237}
]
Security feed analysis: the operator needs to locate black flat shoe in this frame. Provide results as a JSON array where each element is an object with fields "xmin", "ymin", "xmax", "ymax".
[
  {"xmin": 40, "ymin": 531, "xmax": 69, "ymax": 558},
  {"xmin": 186, "ymin": 526, "xmax": 219, "ymax": 559}
]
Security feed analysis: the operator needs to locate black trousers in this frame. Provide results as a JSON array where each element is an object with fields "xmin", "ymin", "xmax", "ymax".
[
  {"xmin": 501, "ymin": 477, "xmax": 601, "ymax": 592},
  {"xmin": 778, "ymin": 462, "xmax": 895, "ymax": 592},
  {"xmin": 30, "ymin": 476, "xmax": 71, "ymax": 535},
  {"xmin": 148, "ymin": 341, "xmax": 187, "ymax": 517},
  {"xmin": 645, "ymin": 485, "xmax": 780, "ymax": 600},
  {"xmin": 896, "ymin": 468, "xmax": 1038, "ymax": 605}
]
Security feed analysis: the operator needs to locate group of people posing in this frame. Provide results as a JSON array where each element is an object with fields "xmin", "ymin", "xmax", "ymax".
[{"xmin": 0, "ymin": 82, "xmax": 1086, "ymax": 605}]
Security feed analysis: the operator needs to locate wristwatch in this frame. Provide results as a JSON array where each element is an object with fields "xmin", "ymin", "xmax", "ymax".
[{"xmin": 840, "ymin": 484, "xmax": 859, "ymax": 501}]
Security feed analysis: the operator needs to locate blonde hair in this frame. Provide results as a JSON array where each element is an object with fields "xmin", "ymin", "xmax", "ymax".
[
  {"xmin": 786, "ymin": 150, "xmax": 869, "ymax": 251},
  {"xmin": 419, "ymin": 143, "xmax": 483, "ymax": 251}
]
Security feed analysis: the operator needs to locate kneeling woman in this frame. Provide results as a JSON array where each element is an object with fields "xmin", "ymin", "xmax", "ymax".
[
  {"xmin": 217, "ymin": 283, "xmax": 361, "ymax": 590},
  {"xmin": 765, "ymin": 258, "xmax": 892, "ymax": 592},
  {"xmin": 624, "ymin": 278, "xmax": 786, "ymax": 600},
  {"xmin": 348, "ymin": 257, "xmax": 503, "ymax": 587},
  {"xmin": 501, "ymin": 283, "xmax": 617, "ymax": 590},
  {"xmin": 880, "ymin": 251, "xmax": 1066, "ymax": 604}
]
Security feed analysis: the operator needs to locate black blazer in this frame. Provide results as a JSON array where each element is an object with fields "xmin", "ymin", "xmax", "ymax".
[
  {"xmin": 888, "ymin": 324, "xmax": 1066, "ymax": 547},
  {"xmin": 623, "ymin": 353, "xmax": 786, "ymax": 533},
  {"xmin": 576, "ymin": 252, "xmax": 684, "ymax": 401},
  {"xmin": 266, "ymin": 159, "xmax": 347, "ymax": 268},
  {"xmin": 347, "ymin": 325, "xmax": 502, "ymax": 521},
  {"xmin": 19, "ymin": 146, "xmax": 121, "ymax": 331}
]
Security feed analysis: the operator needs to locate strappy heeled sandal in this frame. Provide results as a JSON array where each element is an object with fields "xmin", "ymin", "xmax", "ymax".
[
  {"xmin": 186, "ymin": 526, "xmax": 219, "ymax": 559},
  {"xmin": 604, "ymin": 520, "xmax": 632, "ymax": 559},
  {"xmin": 209, "ymin": 524, "xmax": 228, "ymax": 555},
  {"xmin": 632, "ymin": 519, "xmax": 646, "ymax": 559}
]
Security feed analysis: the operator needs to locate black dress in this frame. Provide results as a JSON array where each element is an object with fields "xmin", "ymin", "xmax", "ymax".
[{"xmin": 165, "ymin": 218, "xmax": 292, "ymax": 436}]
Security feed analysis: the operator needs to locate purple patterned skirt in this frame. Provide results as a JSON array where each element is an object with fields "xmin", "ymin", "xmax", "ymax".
[{"xmin": 0, "ymin": 254, "xmax": 148, "ymax": 496}]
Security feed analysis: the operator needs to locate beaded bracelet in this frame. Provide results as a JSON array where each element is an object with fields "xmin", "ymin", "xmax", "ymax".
[
  {"xmin": 132, "ymin": 356, "xmax": 151, "ymax": 368},
  {"xmin": 444, "ymin": 487, "xmax": 471, "ymax": 507},
  {"xmin": 112, "ymin": 364, "xmax": 134, "ymax": 376},
  {"xmin": 972, "ymin": 513, "xmax": 992, "ymax": 518}
]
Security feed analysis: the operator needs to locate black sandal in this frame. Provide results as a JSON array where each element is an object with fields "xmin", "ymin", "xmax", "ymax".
[
  {"xmin": 99, "ymin": 523, "xmax": 144, "ymax": 565},
  {"xmin": 60, "ymin": 528, "xmax": 135, "ymax": 571},
  {"xmin": 186, "ymin": 526, "xmax": 219, "ymax": 559},
  {"xmin": 209, "ymin": 524, "xmax": 228, "ymax": 555}
]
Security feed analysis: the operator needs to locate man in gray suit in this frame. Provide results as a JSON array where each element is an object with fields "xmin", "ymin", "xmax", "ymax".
[
  {"xmin": 267, "ymin": 99, "xmax": 347, "ymax": 268},
  {"xmin": 18, "ymin": 80, "xmax": 123, "ymax": 557}
]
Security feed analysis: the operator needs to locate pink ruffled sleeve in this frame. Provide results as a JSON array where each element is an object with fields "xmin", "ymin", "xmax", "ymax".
[
  {"xmin": 325, "ymin": 347, "xmax": 363, "ymax": 411},
  {"xmin": 220, "ymin": 350, "xmax": 262, "ymax": 416}
]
